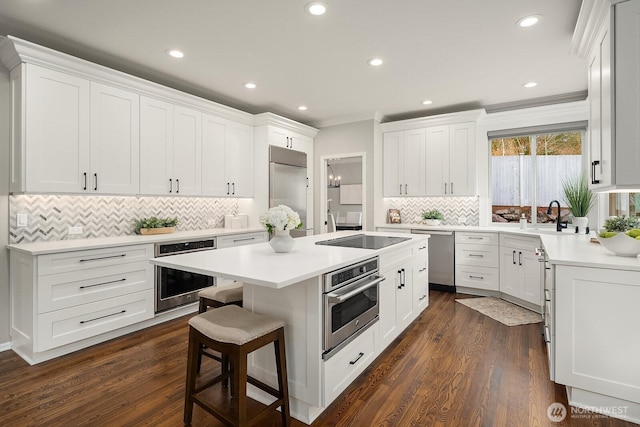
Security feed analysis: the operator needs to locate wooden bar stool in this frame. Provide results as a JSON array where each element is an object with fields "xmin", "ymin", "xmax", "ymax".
[
  {"xmin": 184, "ymin": 305, "xmax": 291, "ymax": 426},
  {"xmin": 197, "ymin": 282, "xmax": 244, "ymax": 373}
]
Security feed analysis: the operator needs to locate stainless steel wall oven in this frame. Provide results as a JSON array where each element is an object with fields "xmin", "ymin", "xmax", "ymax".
[
  {"xmin": 154, "ymin": 238, "xmax": 216, "ymax": 312},
  {"xmin": 322, "ymin": 257, "xmax": 383, "ymax": 360}
]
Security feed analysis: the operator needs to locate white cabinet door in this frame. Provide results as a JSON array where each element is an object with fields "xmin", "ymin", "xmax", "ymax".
[
  {"xmin": 425, "ymin": 125, "xmax": 449, "ymax": 196},
  {"xmin": 521, "ymin": 250, "xmax": 542, "ymax": 306},
  {"xmin": 25, "ymin": 64, "xmax": 90, "ymax": 193},
  {"xmin": 402, "ymin": 128, "xmax": 426, "ymax": 196},
  {"xmin": 90, "ymin": 82, "xmax": 140, "ymax": 195},
  {"xmin": 396, "ymin": 266, "xmax": 414, "ymax": 330},
  {"xmin": 201, "ymin": 113, "xmax": 227, "ymax": 196},
  {"xmin": 268, "ymin": 126, "xmax": 290, "ymax": 148},
  {"xmin": 378, "ymin": 267, "xmax": 398, "ymax": 350},
  {"xmin": 448, "ymin": 122, "xmax": 475, "ymax": 196},
  {"xmin": 226, "ymin": 122, "xmax": 254, "ymax": 197},
  {"xmin": 499, "ymin": 247, "xmax": 519, "ymax": 297},
  {"xmin": 172, "ymin": 105, "xmax": 202, "ymax": 196},
  {"xmin": 140, "ymin": 96, "xmax": 173, "ymax": 195},
  {"xmin": 383, "ymin": 131, "xmax": 402, "ymax": 197}
]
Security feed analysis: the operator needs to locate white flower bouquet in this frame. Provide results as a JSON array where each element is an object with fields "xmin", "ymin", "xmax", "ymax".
[{"xmin": 259, "ymin": 205, "xmax": 302, "ymax": 234}]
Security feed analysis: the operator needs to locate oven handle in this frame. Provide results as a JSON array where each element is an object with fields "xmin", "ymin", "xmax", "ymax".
[{"xmin": 326, "ymin": 276, "xmax": 384, "ymax": 303}]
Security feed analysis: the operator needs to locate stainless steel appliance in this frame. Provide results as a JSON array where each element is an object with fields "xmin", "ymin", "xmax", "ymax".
[
  {"xmin": 315, "ymin": 234, "xmax": 411, "ymax": 249},
  {"xmin": 154, "ymin": 238, "xmax": 216, "ymax": 312},
  {"xmin": 269, "ymin": 145, "xmax": 311, "ymax": 237},
  {"xmin": 412, "ymin": 229, "xmax": 455, "ymax": 291},
  {"xmin": 322, "ymin": 257, "xmax": 383, "ymax": 360}
]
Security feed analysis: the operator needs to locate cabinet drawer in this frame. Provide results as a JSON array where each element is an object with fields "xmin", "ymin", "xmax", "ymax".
[
  {"xmin": 414, "ymin": 241, "xmax": 428, "ymax": 263},
  {"xmin": 455, "ymin": 265, "xmax": 499, "ymax": 291},
  {"xmin": 216, "ymin": 232, "xmax": 268, "ymax": 249},
  {"xmin": 380, "ymin": 247, "xmax": 413, "ymax": 272},
  {"xmin": 38, "ymin": 262, "xmax": 153, "ymax": 313},
  {"xmin": 455, "ymin": 243, "xmax": 499, "ymax": 267},
  {"xmin": 36, "ymin": 289, "xmax": 154, "ymax": 352},
  {"xmin": 38, "ymin": 244, "xmax": 153, "ymax": 276},
  {"xmin": 499, "ymin": 234, "xmax": 540, "ymax": 250},
  {"xmin": 324, "ymin": 325, "xmax": 375, "ymax": 405},
  {"xmin": 455, "ymin": 232, "xmax": 498, "ymax": 246}
]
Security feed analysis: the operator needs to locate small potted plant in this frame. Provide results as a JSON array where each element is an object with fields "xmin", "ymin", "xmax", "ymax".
[
  {"xmin": 134, "ymin": 216, "xmax": 179, "ymax": 235},
  {"xmin": 422, "ymin": 209, "xmax": 444, "ymax": 226},
  {"xmin": 561, "ymin": 173, "xmax": 595, "ymax": 233},
  {"xmin": 598, "ymin": 215, "xmax": 640, "ymax": 256}
]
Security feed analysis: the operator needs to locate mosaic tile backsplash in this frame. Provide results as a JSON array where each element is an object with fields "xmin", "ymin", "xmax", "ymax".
[
  {"xmin": 10, "ymin": 195, "xmax": 240, "ymax": 243},
  {"xmin": 383, "ymin": 196, "xmax": 479, "ymax": 226}
]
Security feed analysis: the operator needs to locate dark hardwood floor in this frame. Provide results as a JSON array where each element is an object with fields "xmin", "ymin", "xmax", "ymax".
[{"xmin": 0, "ymin": 291, "xmax": 635, "ymax": 427}]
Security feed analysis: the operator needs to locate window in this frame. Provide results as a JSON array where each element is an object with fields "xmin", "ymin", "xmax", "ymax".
[
  {"xmin": 490, "ymin": 130, "xmax": 584, "ymax": 225},
  {"xmin": 609, "ymin": 193, "xmax": 640, "ymax": 218}
]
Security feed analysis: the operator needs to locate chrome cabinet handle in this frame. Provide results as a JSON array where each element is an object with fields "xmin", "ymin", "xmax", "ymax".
[
  {"xmin": 233, "ymin": 237, "xmax": 255, "ymax": 243},
  {"xmin": 444, "ymin": 183, "xmax": 447, "ymax": 194},
  {"xmin": 80, "ymin": 310, "xmax": 126, "ymax": 324},
  {"xmin": 469, "ymin": 253, "xmax": 484, "ymax": 258},
  {"xmin": 401, "ymin": 268, "xmax": 406, "ymax": 287},
  {"xmin": 80, "ymin": 278, "xmax": 126, "ymax": 289},
  {"xmin": 169, "ymin": 179, "xmax": 172, "ymax": 193},
  {"xmin": 349, "ymin": 352, "xmax": 364, "ymax": 365},
  {"xmin": 469, "ymin": 275, "xmax": 484, "ymax": 280},
  {"xmin": 450, "ymin": 182, "xmax": 453, "ymax": 194},
  {"xmin": 94, "ymin": 173, "xmax": 98, "ymax": 191},
  {"xmin": 419, "ymin": 295, "xmax": 427, "ymax": 301},
  {"xmin": 79, "ymin": 254, "xmax": 126, "ymax": 263},
  {"xmin": 405, "ymin": 184, "xmax": 407, "ymax": 194},
  {"xmin": 399, "ymin": 184, "xmax": 402, "ymax": 195},
  {"xmin": 419, "ymin": 267, "xmax": 427, "ymax": 272},
  {"xmin": 468, "ymin": 236, "xmax": 483, "ymax": 240},
  {"xmin": 419, "ymin": 246, "xmax": 426, "ymax": 250}
]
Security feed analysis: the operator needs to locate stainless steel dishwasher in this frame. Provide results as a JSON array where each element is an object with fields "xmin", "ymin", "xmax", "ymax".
[{"xmin": 411, "ymin": 230, "xmax": 455, "ymax": 292}]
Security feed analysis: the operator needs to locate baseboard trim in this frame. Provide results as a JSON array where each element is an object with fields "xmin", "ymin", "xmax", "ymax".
[{"xmin": 0, "ymin": 342, "xmax": 11, "ymax": 352}]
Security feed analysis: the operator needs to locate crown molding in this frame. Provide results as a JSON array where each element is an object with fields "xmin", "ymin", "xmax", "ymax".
[
  {"xmin": 309, "ymin": 111, "xmax": 383, "ymax": 129},
  {"xmin": 253, "ymin": 112, "xmax": 319, "ymax": 137},
  {"xmin": 0, "ymin": 35, "xmax": 255, "ymax": 126},
  {"xmin": 570, "ymin": 0, "xmax": 620, "ymax": 57},
  {"xmin": 484, "ymin": 91, "xmax": 588, "ymax": 114},
  {"xmin": 481, "ymin": 100, "xmax": 588, "ymax": 130},
  {"xmin": 380, "ymin": 109, "xmax": 486, "ymax": 133}
]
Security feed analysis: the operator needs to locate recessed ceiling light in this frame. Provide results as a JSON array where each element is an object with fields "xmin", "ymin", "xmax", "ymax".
[
  {"xmin": 523, "ymin": 82, "xmax": 538, "ymax": 88},
  {"xmin": 422, "ymin": 100, "xmax": 433, "ymax": 105},
  {"xmin": 244, "ymin": 82, "xmax": 257, "ymax": 89},
  {"xmin": 167, "ymin": 49, "xmax": 184, "ymax": 59},
  {"xmin": 368, "ymin": 58, "xmax": 384, "ymax": 66},
  {"xmin": 306, "ymin": 2, "xmax": 326, "ymax": 16},
  {"xmin": 517, "ymin": 15, "xmax": 543, "ymax": 28},
  {"xmin": 298, "ymin": 105, "xmax": 308, "ymax": 111}
]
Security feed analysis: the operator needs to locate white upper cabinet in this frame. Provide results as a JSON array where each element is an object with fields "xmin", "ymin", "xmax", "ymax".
[
  {"xmin": 383, "ymin": 129, "xmax": 426, "ymax": 197},
  {"xmin": 202, "ymin": 113, "xmax": 254, "ymax": 197},
  {"xmin": 140, "ymin": 97, "xmax": 201, "ymax": 196},
  {"xmin": 14, "ymin": 64, "xmax": 139, "ymax": 194},
  {"xmin": 575, "ymin": 0, "xmax": 640, "ymax": 191},
  {"xmin": 90, "ymin": 82, "xmax": 140, "ymax": 194},
  {"xmin": 381, "ymin": 111, "xmax": 482, "ymax": 198},
  {"xmin": 23, "ymin": 64, "xmax": 90, "ymax": 193},
  {"xmin": 268, "ymin": 126, "xmax": 310, "ymax": 152}
]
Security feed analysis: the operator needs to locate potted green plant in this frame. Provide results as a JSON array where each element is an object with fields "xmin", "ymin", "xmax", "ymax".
[
  {"xmin": 422, "ymin": 209, "xmax": 444, "ymax": 226},
  {"xmin": 134, "ymin": 216, "xmax": 179, "ymax": 235},
  {"xmin": 598, "ymin": 216, "xmax": 640, "ymax": 256},
  {"xmin": 561, "ymin": 173, "xmax": 595, "ymax": 233}
]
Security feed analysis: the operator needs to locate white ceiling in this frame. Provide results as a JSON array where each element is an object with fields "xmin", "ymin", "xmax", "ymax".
[{"xmin": 0, "ymin": 0, "xmax": 585, "ymax": 128}]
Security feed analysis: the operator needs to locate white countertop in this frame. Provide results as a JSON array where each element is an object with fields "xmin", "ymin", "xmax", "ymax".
[
  {"xmin": 377, "ymin": 223, "xmax": 640, "ymax": 271},
  {"xmin": 151, "ymin": 231, "xmax": 428, "ymax": 289},
  {"xmin": 7, "ymin": 227, "xmax": 266, "ymax": 255}
]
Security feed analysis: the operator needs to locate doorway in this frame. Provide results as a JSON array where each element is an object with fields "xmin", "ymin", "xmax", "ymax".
[{"xmin": 320, "ymin": 153, "xmax": 366, "ymax": 234}]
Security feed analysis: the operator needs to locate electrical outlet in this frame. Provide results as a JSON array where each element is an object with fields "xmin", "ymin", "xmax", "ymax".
[
  {"xmin": 68, "ymin": 226, "xmax": 83, "ymax": 235},
  {"xmin": 17, "ymin": 213, "xmax": 28, "ymax": 227}
]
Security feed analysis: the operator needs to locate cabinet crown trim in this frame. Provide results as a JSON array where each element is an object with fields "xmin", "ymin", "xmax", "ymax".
[
  {"xmin": 571, "ymin": 0, "xmax": 614, "ymax": 57},
  {"xmin": 253, "ymin": 112, "xmax": 319, "ymax": 137},
  {"xmin": 0, "ymin": 35, "xmax": 256, "ymax": 125},
  {"xmin": 380, "ymin": 109, "xmax": 485, "ymax": 132}
]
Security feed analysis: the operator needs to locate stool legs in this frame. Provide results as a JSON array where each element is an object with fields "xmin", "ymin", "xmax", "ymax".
[
  {"xmin": 274, "ymin": 328, "xmax": 291, "ymax": 426},
  {"xmin": 184, "ymin": 328, "xmax": 199, "ymax": 425}
]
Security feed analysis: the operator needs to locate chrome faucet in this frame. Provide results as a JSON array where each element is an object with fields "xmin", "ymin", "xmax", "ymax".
[{"xmin": 547, "ymin": 200, "xmax": 567, "ymax": 232}]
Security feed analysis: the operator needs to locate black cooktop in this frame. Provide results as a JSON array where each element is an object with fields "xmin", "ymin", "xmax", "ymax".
[{"xmin": 315, "ymin": 234, "xmax": 411, "ymax": 250}]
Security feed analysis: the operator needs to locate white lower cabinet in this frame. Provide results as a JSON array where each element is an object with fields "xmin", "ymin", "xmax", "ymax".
[
  {"xmin": 455, "ymin": 232, "xmax": 499, "ymax": 292},
  {"xmin": 555, "ymin": 265, "xmax": 640, "ymax": 418},
  {"xmin": 498, "ymin": 234, "xmax": 542, "ymax": 309},
  {"xmin": 10, "ymin": 244, "xmax": 155, "ymax": 363},
  {"xmin": 323, "ymin": 325, "xmax": 375, "ymax": 404}
]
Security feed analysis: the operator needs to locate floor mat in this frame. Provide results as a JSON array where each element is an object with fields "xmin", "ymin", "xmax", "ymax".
[{"xmin": 456, "ymin": 297, "xmax": 542, "ymax": 326}]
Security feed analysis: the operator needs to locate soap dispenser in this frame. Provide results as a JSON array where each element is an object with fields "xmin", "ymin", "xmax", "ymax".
[{"xmin": 519, "ymin": 213, "xmax": 527, "ymax": 229}]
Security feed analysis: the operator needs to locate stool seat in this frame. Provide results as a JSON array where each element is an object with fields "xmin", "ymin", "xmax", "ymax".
[
  {"xmin": 198, "ymin": 281, "xmax": 243, "ymax": 305},
  {"xmin": 190, "ymin": 305, "xmax": 284, "ymax": 346}
]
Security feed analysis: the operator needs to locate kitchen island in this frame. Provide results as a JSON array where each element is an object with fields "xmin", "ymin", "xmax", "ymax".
[{"xmin": 150, "ymin": 231, "xmax": 429, "ymax": 424}]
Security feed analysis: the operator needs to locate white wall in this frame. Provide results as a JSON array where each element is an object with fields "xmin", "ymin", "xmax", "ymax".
[
  {"xmin": 0, "ymin": 66, "xmax": 10, "ymax": 346},
  {"xmin": 313, "ymin": 120, "xmax": 375, "ymax": 232}
]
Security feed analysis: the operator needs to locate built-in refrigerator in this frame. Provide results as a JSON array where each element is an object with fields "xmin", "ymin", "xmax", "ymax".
[{"xmin": 269, "ymin": 145, "xmax": 312, "ymax": 237}]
